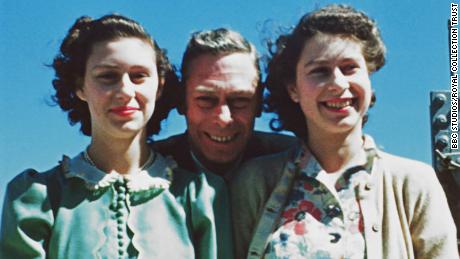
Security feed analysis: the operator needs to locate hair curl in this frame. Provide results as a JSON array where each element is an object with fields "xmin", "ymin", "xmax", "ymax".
[
  {"xmin": 51, "ymin": 14, "xmax": 179, "ymax": 137},
  {"xmin": 265, "ymin": 4, "xmax": 385, "ymax": 139},
  {"xmin": 178, "ymin": 28, "xmax": 262, "ymax": 115}
]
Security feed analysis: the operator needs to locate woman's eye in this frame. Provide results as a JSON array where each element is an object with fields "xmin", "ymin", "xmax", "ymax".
[
  {"xmin": 96, "ymin": 72, "xmax": 119, "ymax": 83},
  {"xmin": 130, "ymin": 72, "xmax": 149, "ymax": 84},
  {"xmin": 341, "ymin": 64, "xmax": 359, "ymax": 75},
  {"xmin": 309, "ymin": 67, "xmax": 330, "ymax": 76},
  {"xmin": 196, "ymin": 96, "xmax": 218, "ymax": 108}
]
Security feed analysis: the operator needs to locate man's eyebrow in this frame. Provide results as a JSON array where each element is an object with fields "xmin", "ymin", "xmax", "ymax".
[
  {"xmin": 194, "ymin": 85, "xmax": 217, "ymax": 93},
  {"xmin": 227, "ymin": 90, "xmax": 255, "ymax": 97}
]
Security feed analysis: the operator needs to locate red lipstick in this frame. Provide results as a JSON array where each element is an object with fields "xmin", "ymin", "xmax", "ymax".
[{"xmin": 110, "ymin": 106, "xmax": 139, "ymax": 116}]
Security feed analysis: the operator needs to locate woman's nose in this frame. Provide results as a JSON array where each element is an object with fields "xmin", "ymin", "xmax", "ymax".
[
  {"xmin": 329, "ymin": 67, "xmax": 349, "ymax": 91},
  {"xmin": 116, "ymin": 74, "xmax": 136, "ymax": 99}
]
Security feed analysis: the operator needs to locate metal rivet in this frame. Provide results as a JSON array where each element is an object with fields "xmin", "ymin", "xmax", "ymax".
[
  {"xmin": 434, "ymin": 115, "xmax": 448, "ymax": 129},
  {"xmin": 433, "ymin": 94, "xmax": 447, "ymax": 107},
  {"xmin": 435, "ymin": 135, "xmax": 449, "ymax": 150}
]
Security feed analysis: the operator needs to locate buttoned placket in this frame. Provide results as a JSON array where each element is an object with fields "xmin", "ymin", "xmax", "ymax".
[
  {"xmin": 296, "ymin": 169, "xmax": 366, "ymax": 257},
  {"xmin": 110, "ymin": 177, "xmax": 132, "ymax": 259},
  {"xmin": 249, "ymin": 143, "xmax": 379, "ymax": 259},
  {"xmin": 357, "ymin": 158, "xmax": 383, "ymax": 259}
]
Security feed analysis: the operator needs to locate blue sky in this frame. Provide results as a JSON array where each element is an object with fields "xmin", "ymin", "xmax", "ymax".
[{"xmin": 0, "ymin": 0, "xmax": 452, "ymax": 205}]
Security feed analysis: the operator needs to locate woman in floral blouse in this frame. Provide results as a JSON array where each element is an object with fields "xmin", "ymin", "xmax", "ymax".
[
  {"xmin": 231, "ymin": 4, "xmax": 458, "ymax": 259},
  {"xmin": 1, "ymin": 14, "xmax": 230, "ymax": 259}
]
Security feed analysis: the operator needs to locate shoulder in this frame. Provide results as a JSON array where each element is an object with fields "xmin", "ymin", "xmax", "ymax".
[
  {"xmin": 244, "ymin": 131, "xmax": 299, "ymax": 160},
  {"xmin": 233, "ymin": 145, "xmax": 298, "ymax": 189},
  {"xmin": 378, "ymin": 151, "xmax": 437, "ymax": 185},
  {"xmin": 253, "ymin": 131, "xmax": 297, "ymax": 142},
  {"xmin": 152, "ymin": 133, "xmax": 187, "ymax": 153},
  {"xmin": 159, "ymin": 152, "xmax": 218, "ymax": 198},
  {"xmin": 376, "ymin": 151, "xmax": 448, "ymax": 206},
  {"xmin": 6, "ymin": 166, "xmax": 61, "ymax": 201},
  {"xmin": 152, "ymin": 133, "xmax": 197, "ymax": 172},
  {"xmin": 252, "ymin": 131, "xmax": 299, "ymax": 149}
]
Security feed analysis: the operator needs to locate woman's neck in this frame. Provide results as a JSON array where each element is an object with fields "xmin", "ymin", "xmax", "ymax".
[
  {"xmin": 307, "ymin": 126, "xmax": 365, "ymax": 173},
  {"xmin": 87, "ymin": 130, "xmax": 150, "ymax": 175}
]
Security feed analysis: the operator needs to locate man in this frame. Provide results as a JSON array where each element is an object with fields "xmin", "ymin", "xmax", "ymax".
[
  {"xmin": 154, "ymin": 28, "xmax": 296, "ymax": 259},
  {"xmin": 155, "ymin": 28, "xmax": 296, "ymax": 179}
]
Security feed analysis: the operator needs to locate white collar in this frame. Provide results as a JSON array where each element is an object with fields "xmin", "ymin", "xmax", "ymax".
[{"xmin": 60, "ymin": 151, "xmax": 175, "ymax": 192}]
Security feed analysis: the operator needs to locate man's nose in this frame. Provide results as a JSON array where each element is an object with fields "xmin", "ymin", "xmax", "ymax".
[{"xmin": 215, "ymin": 104, "xmax": 233, "ymax": 128}]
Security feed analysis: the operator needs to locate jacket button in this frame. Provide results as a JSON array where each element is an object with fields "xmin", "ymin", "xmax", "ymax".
[
  {"xmin": 365, "ymin": 182, "xmax": 374, "ymax": 191},
  {"xmin": 118, "ymin": 249, "xmax": 125, "ymax": 257},
  {"xmin": 372, "ymin": 223, "xmax": 380, "ymax": 232}
]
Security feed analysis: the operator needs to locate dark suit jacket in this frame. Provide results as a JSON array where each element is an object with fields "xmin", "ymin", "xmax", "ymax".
[{"xmin": 153, "ymin": 131, "xmax": 298, "ymax": 177}]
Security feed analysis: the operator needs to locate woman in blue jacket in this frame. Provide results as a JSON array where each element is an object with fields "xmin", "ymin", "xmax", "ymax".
[{"xmin": 1, "ymin": 14, "xmax": 230, "ymax": 259}]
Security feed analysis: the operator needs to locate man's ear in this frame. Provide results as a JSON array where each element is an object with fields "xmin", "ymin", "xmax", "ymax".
[
  {"xmin": 176, "ymin": 81, "xmax": 186, "ymax": 115},
  {"xmin": 287, "ymin": 83, "xmax": 299, "ymax": 103},
  {"xmin": 254, "ymin": 82, "xmax": 263, "ymax": 117},
  {"xmin": 255, "ymin": 94, "xmax": 263, "ymax": 118}
]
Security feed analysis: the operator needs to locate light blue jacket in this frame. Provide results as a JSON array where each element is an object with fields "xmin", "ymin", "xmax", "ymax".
[{"xmin": 1, "ymin": 151, "xmax": 232, "ymax": 259}]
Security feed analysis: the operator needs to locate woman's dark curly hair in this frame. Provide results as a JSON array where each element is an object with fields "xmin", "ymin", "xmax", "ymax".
[
  {"xmin": 51, "ymin": 14, "xmax": 179, "ymax": 138},
  {"xmin": 265, "ymin": 4, "xmax": 386, "ymax": 140}
]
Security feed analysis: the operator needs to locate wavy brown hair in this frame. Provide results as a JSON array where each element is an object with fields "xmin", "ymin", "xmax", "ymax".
[
  {"xmin": 51, "ymin": 14, "xmax": 179, "ymax": 137},
  {"xmin": 265, "ymin": 4, "xmax": 385, "ymax": 139}
]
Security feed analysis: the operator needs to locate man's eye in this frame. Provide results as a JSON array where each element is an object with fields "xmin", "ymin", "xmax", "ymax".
[
  {"xmin": 229, "ymin": 98, "xmax": 251, "ymax": 109},
  {"xmin": 196, "ymin": 96, "xmax": 218, "ymax": 108}
]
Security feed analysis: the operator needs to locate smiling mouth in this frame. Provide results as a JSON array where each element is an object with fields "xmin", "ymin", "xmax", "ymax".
[
  {"xmin": 322, "ymin": 98, "xmax": 356, "ymax": 110},
  {"xmin": 206, "ymin": 133, "xmax": 237, "ymax": 143}
]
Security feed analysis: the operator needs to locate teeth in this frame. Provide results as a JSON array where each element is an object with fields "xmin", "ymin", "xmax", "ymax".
[
  {"xmin": 209, "ymin": 135, "xmax": 234, "ymax": 143},
  {"xmin": 325, "ymin": 100, "xmax": 352, "ymax": 109}
]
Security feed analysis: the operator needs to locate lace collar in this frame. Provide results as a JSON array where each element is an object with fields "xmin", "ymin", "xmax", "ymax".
[{"xmin": 60, "ymin": 151, "xmax": 175, "ymax": 192}]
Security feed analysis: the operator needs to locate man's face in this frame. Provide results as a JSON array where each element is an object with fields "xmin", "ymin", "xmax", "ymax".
[{"xmin": 184, "ymin": 52, "xmax": 259, "ymax": 170}]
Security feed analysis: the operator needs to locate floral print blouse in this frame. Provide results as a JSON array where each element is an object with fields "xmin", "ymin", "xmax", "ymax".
[{"xmin": 264, "ymin": 145, "xmax": 376, "ymax": 259}]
